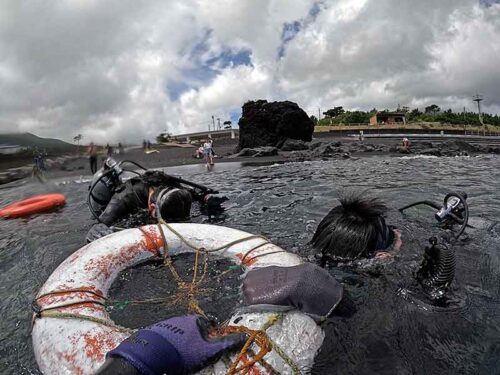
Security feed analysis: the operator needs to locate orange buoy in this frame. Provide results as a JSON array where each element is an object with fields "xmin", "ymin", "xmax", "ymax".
[{"xmin": 0, "ymin": 193, "xmax": 66, "ymax": 218}]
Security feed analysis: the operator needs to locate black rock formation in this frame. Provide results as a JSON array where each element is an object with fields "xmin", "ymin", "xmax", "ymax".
[
  {"xmin": 280, "ymin": 139, "xmax": 309, "ymax": 151},
  {"xmin": 238, "ymin": 100, "xmax": 314, "ymax": 149}
]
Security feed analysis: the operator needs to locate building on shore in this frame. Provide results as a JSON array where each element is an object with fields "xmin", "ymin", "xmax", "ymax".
[
  {"xmin": 171, "ymin": 129, "xmax": 239, "ymax": 143},
  {"xmin": 370, "ymin": 112, "xmax": 407, "ymax": 125}
]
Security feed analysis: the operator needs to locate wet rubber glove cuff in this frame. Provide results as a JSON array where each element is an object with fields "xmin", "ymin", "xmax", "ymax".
[{"xmin": 107, "ymin": 329, "xmax": 183, "ymax": 375}]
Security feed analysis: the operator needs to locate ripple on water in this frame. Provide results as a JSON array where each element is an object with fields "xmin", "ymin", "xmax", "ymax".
[{"xmin": 1, "ymin": 156, "xmax": 500, "ymax": 374}]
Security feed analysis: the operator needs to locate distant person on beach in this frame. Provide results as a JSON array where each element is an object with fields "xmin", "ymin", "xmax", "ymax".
[
  {"xmin": 209, "ymin": 139, "xmax": 217, "ymax": 158},
  {"xmin": 118, "ymin": 142, "xmax": 124, "ymax": 155},
  {"xmin": 194, "ymin": 145, "xmax": 204, "ymax": 159},
  {"xmin": 203, "ymin": 139, "xmax": 214, "ymax": 166},
  {"xmin": 87, "ymin": 142, "xmax": 98, "ymax": 174},
  {"xmin": 33, "ymin": 148, "xmax": 46, "ymax": 171},
  {"xmin": 312, "ymin": 193, "xmax": 402, "ymax": 263},
  {"xmin": 106, "ymin": 143, "xmax": 113, "ymax": 157}
]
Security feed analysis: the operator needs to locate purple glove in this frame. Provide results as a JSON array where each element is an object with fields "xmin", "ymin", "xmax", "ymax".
[
  {"xmin": 107, "ymin": 315, "xmax": 246, "ymax": 375},
  {"xmin": 242, "ymin": 263, "xmax": 344, "ymax": 320}
]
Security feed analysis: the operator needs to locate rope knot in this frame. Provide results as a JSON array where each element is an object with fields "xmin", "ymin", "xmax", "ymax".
[{"xmin": 31, "ymin": 300, "xmax": 42, "ymax": 318}]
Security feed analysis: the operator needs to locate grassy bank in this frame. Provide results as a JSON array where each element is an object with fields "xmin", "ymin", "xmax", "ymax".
[{"xmin": 315, "ymin": 122, "xmax": 500, "ymax": 135}]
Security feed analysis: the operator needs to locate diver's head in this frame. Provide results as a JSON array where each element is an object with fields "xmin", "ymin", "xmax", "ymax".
[
  {"xmin": 148, "ymin": 187, "xmax": 192, "ymax": 221},
  {"xmin": 312, "ymin": 194, "xmax": 396, "ymax": 261}
]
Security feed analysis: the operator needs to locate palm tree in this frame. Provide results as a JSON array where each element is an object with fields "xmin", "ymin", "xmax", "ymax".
[{"xmin": 73, "ymin": 134, "xmax": 83, "ymax": 153}]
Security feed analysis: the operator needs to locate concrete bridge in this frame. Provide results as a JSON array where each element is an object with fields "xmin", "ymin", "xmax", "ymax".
[{"xmin": 171, "ymin": 129, "xmax": 239, "ymax": 143}]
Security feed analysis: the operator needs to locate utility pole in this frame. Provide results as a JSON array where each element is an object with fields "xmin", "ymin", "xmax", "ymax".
[
  {"xmin": 318, "ymin": 108, "xmax": 321, "ymax": 121},
  {"xmin": 473, "ymin": 94, "xmax": 484, "ymax": 136},
  {"xmin": 211, "ymin": 115, "xmax": 215, "ymax": 132},
  {"xmin": 217, "ymin": 118, "xmax": 221, "ymax": 130},
  {"xmin": 463, "ymin": 107, "xmax": 466, "ymax": 134}
]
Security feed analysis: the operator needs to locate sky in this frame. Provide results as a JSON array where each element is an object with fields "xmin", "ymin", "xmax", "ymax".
[{"xmin": 0, "ymin": 0, "xmax": 499, "ymax": 143}]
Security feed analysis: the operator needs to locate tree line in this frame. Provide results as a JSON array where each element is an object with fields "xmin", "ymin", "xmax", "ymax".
[{"xmin": 311, "ymin": 105, "xmax": 500, "ymax": 126}]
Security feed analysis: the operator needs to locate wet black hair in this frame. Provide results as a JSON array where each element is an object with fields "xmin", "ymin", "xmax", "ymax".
[
  {"xmin": 153, "ymin": 187, "xmax": 192, "ymax": 221},
  {"xmin": 311, "ymin": 193, "xmax": 394, "ymax": 260}
]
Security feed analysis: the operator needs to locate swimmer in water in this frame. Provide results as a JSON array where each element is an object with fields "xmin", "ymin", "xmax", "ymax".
[{"xmin": 312, "ymin": 193, "xmax": 402, "ymax": 263}]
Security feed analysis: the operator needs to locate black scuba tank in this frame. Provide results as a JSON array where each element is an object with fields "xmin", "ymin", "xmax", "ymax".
[{"xmin": 88, "ymin": 158, "xmax": 123, "ymax": 216}]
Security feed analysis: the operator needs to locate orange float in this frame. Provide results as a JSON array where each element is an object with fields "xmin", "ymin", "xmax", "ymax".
[{"xmin": 0, "ymin": 193, "xmax": 66, "ymax": 218}]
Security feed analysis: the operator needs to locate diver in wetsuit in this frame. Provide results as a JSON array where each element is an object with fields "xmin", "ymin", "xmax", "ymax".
[
  {"xmin": 86, "ymin": 170, "xmax": 227, "ymax": 241},
  {"xmin": 313, "ymin": 191, "xmax": 468, "ymax": 301},
  {"xmin": 98, "ymin": 171, "xmax": 196, "ymax": 226}
]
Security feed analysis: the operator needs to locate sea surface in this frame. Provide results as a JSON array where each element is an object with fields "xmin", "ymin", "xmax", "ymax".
[{"xmin": 1, "ymin": 155, "xmax": 499, "ymax": 374}]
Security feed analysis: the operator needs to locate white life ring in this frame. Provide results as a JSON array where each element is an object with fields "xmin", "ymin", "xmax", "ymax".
[{"xmin": 32, "ymin": 223, "xmax": 325, "ymax": 374}]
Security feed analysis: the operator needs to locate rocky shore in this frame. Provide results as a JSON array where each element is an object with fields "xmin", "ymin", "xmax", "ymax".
[
  {"xmin": 236, "ymin": 137, "xmax": 500, "ymax": 162},
  {"xmin": 1, "ymin": 137, "xmax": 500, "ymax": 186}
]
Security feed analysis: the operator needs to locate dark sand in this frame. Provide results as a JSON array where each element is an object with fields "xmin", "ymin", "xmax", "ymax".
[{"xmin": 1, "ymin": 137, "xmax": 292, "ymax": 180}]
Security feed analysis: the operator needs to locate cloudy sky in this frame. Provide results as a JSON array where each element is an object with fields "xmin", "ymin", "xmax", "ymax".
[{"xmin": 0, "ymin": 0, "xmax": 499, "ymax": 143}]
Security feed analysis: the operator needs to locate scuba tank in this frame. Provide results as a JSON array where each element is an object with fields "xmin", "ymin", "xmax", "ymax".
[{"xmin": 88, "ymin": 158, "xmax": 124, "ymax": 217}]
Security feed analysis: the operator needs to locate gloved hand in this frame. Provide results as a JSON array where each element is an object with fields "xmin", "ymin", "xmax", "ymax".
[
  {"xmin": 205, "ymin": 194, "xmax": 229, "ymax": 207},
  {"xmin": 242, "ymin": 263, "xmax": 343, "ymax": 320},
  {"xmin": 107, "ymin": 315, "xmax": 246, "ymax": 375},
  {"xmin": 86, "ymin": 223, "xmax": 114, "ymax": 243},
  {"xmin": 204, "ymin": 195, "xmax": 229, "ymax": 218}
]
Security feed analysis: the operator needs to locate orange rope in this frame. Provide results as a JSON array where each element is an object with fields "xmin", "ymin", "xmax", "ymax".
[
  {"xmin": 152, "ymin": 223, "xmax": 282, "ymax": 374},
  {"xmin": 156, "ymin": 222, "xmax": 209, "ymax": 317},
  {"xmin": 218, "ymin": 325, "xmax": 273, "ymax": 375}
]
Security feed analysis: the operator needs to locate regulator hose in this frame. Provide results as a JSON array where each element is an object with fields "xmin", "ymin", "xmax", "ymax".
[
  {"xmin": 118, "ymin": 160, "xmax": 148, "ymax": 171},
  {"xmin": 399, "ymin": 199, "xmax": 466, "ymax": 226},
  {"xmin": 398, "ymin": 200, "xmax": 441, "ymax": 211},
  {"xmin": 118, "ymin": 160, "xmax": 218, "ymax": 193}
]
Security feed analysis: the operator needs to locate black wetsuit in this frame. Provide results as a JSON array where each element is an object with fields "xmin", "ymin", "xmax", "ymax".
[
  {"xmin": 99, "ymin": 177, "xmax": 202, "ymax": 226},
  {"xmin": 90, "ymin": 156, "xmax": 97, "ymax": 174}
]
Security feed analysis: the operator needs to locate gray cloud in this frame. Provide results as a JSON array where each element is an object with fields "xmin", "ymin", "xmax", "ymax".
[{"xmin": 0, "ymin": 0, "xmax": 499, "ymax": 143}]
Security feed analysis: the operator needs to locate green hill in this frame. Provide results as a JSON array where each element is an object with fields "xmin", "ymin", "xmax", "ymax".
[{"xmin": 0, "ymin": 133, "xmax": 77, "ymax": 152}]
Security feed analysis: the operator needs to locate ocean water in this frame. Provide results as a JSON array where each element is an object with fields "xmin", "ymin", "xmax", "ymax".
[{"xmin": 1, "ymin": 155, "xmax": 499, "ymax": 374}]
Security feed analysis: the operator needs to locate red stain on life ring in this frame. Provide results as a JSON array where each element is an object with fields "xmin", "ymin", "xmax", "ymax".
[
  {"xmin": 236, "ymin": 253, "xmax": 258, "ymax": 267},
  {"xmin": 82, "ymin": 331, "xmax": 120, "ymax": 362}
]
